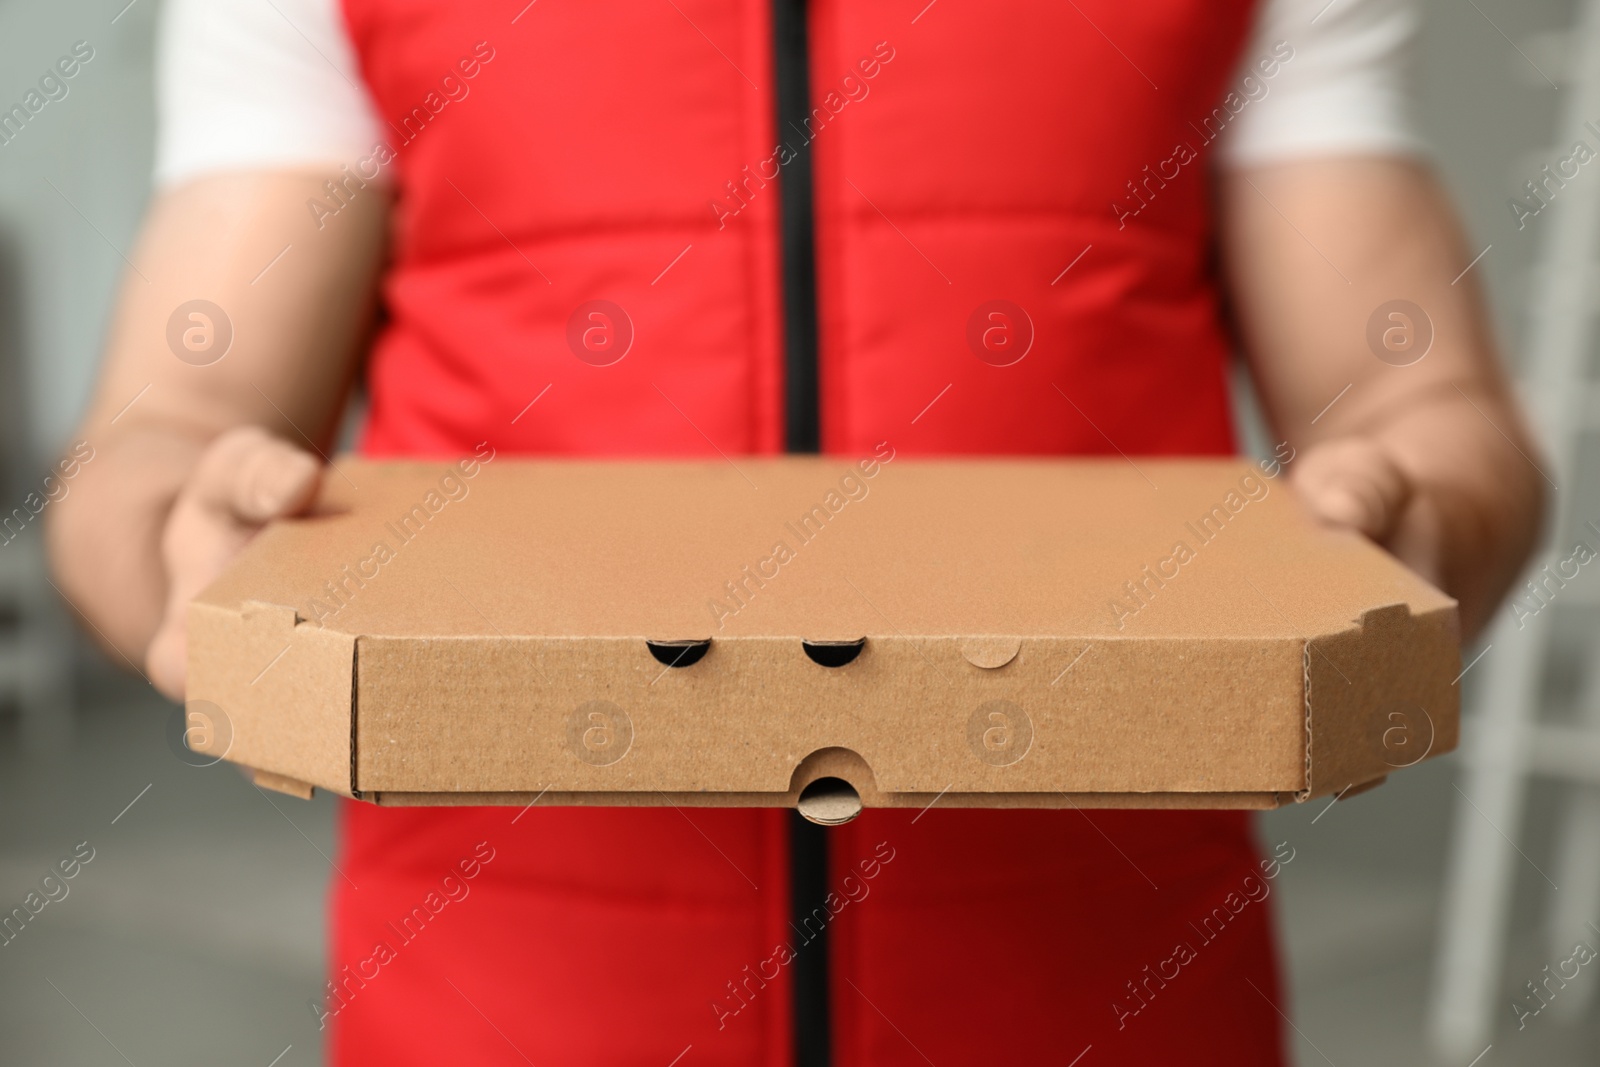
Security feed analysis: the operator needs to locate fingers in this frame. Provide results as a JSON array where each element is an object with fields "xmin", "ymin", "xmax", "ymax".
[
  {"xmin": 1290, "ymin": 437, "xmax": 1413, "ymax": 544},
  {"xmin": 190, "ymin": 425, "xmax": 322, "ymax": 526},
  {"xmin": 146, "ymin": 428, "xmax": 323, "ymax": 701},
  {"xmin": 146, "ymin": 618, "xmax": 186, "ymax": 701}
]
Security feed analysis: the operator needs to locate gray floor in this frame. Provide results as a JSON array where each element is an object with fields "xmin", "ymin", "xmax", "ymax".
[
  {"xmin": 0, "ymin": 675, "xmax": 331, "ymax": 1067},
  {"xmin": 1, "ymin": 670, "xmax": 1596, "ymax": 1066}
]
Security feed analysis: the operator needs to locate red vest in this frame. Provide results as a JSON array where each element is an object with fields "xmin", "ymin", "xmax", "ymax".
[
  {"xmin": 332, "ymin": 1, "xmax": 1286, "ymax": 1064},
  {"xmin": 352, "ymin": 0, "xmax": 1243, "ymax": 460}
]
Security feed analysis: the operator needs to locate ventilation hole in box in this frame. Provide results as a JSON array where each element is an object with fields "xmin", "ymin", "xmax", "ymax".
[
  {"xmin": 645, "ymin": 639, "xmax": 711, "ymax": 668},
  {"xmin": 796, "ymin": 776, "xmax": 862, "ymax": 826},
  {"xmin": 802, "ymin": 638, "xmax": 865, "ymax": 668}
]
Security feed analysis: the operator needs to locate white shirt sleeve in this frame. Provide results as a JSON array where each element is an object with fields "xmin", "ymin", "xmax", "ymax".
[
  {"xmin": 1216, "ymin": 0, "xmax": 1426, "ymax": 167},
  {"xmin": 153, "ymin": 0, "xmax": 383, "ymax": 187},
  {"xmin": 152, "ymin": 0, "xmax": 1423, "ymax": 188}
]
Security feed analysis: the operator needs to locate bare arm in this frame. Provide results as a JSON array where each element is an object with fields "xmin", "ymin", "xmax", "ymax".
[
  {"xmin": 46, "ymin": 171, "xmax": 387, "ymax": 694},
  {"xmin": 1220, "ymin": 157, "xmax": 1544, "ymax": 640}
]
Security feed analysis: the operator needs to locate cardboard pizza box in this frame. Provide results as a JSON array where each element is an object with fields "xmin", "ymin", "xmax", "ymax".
[{"xmin": 185, "ymin": 454, "xmax": 1459, "ymax": 824}]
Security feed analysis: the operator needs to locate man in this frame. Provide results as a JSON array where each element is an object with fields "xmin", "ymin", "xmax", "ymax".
[{"xmin": 48, "ymin": 0, "xmax": 1541, "ymax": 1062}]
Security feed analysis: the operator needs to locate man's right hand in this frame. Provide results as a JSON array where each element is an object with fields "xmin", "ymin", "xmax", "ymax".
[
  {"xmin": 45, "ymin": 171, "xmax": 386, "ymax": 703},
  {"xmin": 145, "ymin": 428, "xmax": 321, "ymax": 700}
]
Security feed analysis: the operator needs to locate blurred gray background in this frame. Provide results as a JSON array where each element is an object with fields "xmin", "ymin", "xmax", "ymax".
[{"xmin": 1, "ymin": 0, "xmax": 1597, "ymax": 1064}]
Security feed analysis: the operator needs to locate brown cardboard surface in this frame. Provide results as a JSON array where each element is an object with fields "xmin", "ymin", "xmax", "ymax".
[{"xmin": 186, "ymin": 457, "xmax": 1459, "ymax": 814}]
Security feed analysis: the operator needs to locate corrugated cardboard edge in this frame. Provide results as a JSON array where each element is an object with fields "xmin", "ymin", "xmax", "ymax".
[
  {"xmin": 1302, "ymin": 642, "xmax": 1313, "ymax": 798},
  {"xmin": 350, "ymin": 676, "xmax": 1304, "ymax": 809},
  {"xmin": 364, "ymin": 790, "xmax": 1289, "ymax": 810},
  {"xmin": 186, "ymin": 599, "xmax": 357, "ymax": 797},
  {"xmin": 1301, "ymin": 601, "xmax": 1460, "ymax": 801},
  {"xmin": 349, "ymin": 633, "xmax": 1308, "ymax": 799},
  {"xmin": 191, "ymin": 603, "xmax": 1454, "ymax": 811},
  {"xmin": 253, "ymin": 768, "xmax": 316, "ymax": 800}
]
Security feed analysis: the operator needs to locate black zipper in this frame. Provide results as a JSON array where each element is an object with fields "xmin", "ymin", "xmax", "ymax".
[
  {"xmin": 772, "ymin": 1, "xmax": 829, "ymax": 1064},
  {"xmin": 788, "ymin": 813, "xmax": 830, "ymax": 1067},
  {"xmin": 774, "ymin": 0, "xmax": 821, "ymax": 456}
]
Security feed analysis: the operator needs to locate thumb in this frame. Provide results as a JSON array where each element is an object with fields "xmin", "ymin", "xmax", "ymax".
[
  {"xmin": 1290, "ymin": 437, "xmax": 1413, "ymax": 544},
  {"xmin": 146, "ymin": 428, "xmax": 322, "ymax": 700}
]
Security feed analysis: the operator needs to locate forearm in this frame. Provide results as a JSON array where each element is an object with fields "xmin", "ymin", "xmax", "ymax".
[
  {"xmin": 47, "ymin": 425, "xmax": 204, "ymax": 659},
  {"xmin": 45, "ymin": 171, "xmax": 387, "ymax": 666},
  {"xmin": 1222, "ymin": 158, "xmax": 1544, "ymax": 637}
]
